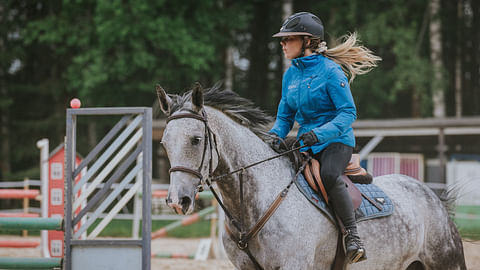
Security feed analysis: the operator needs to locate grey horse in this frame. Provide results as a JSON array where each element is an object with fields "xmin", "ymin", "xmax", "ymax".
[{"xmin": 156, "ymin": 83, "xmax": 466, "ymax": 270}]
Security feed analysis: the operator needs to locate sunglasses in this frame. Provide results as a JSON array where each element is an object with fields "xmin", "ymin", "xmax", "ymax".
[{"xmin": 280, "ymin": 36, "xmax": 300, "ymax": 44}]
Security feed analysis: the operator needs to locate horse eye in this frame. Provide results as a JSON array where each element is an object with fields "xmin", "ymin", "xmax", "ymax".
[{"xmin": 191, "ymin": 136, "xmax": 202, "ymax": 145}]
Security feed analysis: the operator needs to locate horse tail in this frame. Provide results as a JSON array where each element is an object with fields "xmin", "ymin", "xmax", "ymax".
[{"xmin": 439, "ymin": 186, "xmax": 459, "ymax": 218}]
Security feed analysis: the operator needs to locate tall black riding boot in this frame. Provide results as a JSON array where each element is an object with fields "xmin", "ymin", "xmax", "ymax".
[{"xmin": 329, "ymin": 177, "xmax": 367, "ymax": 264}]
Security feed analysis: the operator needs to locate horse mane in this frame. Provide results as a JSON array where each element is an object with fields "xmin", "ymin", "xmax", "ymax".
[{"xmin": 168, "ymin": 83, "xmax": 273, "ymax": 137}]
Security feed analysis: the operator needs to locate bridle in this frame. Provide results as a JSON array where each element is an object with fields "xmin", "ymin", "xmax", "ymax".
[
  {"xmin": 165, "ymin": 108, "xmax": 307, "ymax": 270},
  {"xmin": 166, "ymin": 109, "xmax": 218, "ymax": 184}
]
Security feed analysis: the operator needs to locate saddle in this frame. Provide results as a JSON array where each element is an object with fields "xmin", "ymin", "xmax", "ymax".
[{"xmin": 303, "ymin": 153, "xmax": 373, "ymax": 210}]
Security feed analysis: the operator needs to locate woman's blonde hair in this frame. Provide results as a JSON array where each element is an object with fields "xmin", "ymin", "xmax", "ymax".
[{"xmin": 309, "ymin": 32, "xmax": 381, "ymax": 83}]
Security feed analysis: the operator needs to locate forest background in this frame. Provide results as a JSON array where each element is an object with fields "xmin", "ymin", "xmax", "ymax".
[{"xmin": 0, "ymin": 0, "xmax": 479, "ymax": 181}]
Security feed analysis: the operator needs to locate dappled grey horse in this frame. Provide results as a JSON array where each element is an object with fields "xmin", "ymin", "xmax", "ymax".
[{"xmin": 157, "ymin": 83, "xmax": 466, "ymax": 270}]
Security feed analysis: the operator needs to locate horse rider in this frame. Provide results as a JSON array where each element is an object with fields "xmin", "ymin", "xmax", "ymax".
[{"xmin": 268, "ymin": 11, "xmax": 380, "ymax": 264}]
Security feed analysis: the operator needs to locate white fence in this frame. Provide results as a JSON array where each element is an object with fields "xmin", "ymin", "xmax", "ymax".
[{"xmin": 447, "ymin": 160, "xmax": 480, "ymax": 206}]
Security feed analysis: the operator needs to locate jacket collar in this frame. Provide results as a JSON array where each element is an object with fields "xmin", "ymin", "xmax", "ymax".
[{"xmin": 291, "ymin": 53, "xmax": 321, "ymax": 70}]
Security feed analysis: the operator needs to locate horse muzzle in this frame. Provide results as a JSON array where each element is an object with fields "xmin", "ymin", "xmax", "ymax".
[{"xmin": 166, "ymin": 193, "xmax": 195, "ymax": 215}]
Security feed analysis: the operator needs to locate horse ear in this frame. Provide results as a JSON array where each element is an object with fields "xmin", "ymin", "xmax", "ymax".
[
  {"xmin": 191, "ymin": 82, "xmax": 204, "ymax": 112},
  {"xmin": 156, "ymin": 84, "xmax": 172, "ymax": 115}
]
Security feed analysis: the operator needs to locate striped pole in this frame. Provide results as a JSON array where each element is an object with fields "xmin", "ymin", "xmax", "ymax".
[
  {"xmin": 151, "ymin": 190, "xmax": 214, "ymax": 200},
  {"xmin": 152, "ymin": 253, "xmax": 195, "ymax": 259},
  {"xmin": 0, "ymin": 190, "xmax": 40, "ymax": 199},
  {"xmin": 0, "ymin": 240, "xmax": 40, "ymax": 248},
  {"xmin": 0, "ymin": 218, "xmax": 63, "ymax": 231},
  {"xmin": 0, "ymin": 257, "xmax": 61, "ymax": 269},
  {"xmin": 0, "ymin": 213, "xmax": 40, "ymax": 218},
  {"xmin": 152, "ymin": 206, "xmax": 215, "ymax": 239}
]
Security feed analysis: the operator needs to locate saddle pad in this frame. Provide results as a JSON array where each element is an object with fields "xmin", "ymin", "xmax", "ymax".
[{"xmin": 295, "ymin": 174, "xmax": 394, "ymax": 223}]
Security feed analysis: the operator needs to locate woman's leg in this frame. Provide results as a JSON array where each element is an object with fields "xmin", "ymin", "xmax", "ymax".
[
  {"xmin": 314, "ymin": 143, "xmax": 367, "ymax": 263},
  {"xmin": 314, "ymin": 143, "xmax": 352, "ymax": 191}
]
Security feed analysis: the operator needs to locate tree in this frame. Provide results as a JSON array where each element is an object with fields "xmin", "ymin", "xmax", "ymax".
[{"xmin": 430, "ymin": 0, "xmax": 446, "ymax": 118}]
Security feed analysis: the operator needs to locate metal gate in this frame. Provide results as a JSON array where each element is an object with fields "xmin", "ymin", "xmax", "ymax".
[{"xmin": 65, "ymin": 107, "xmax": 152, "ymax": 270}]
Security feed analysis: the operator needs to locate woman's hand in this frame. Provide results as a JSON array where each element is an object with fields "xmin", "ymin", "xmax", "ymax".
[{"xmin": 299, "ymin": 131, "xmax": 318, "ymax": 146}]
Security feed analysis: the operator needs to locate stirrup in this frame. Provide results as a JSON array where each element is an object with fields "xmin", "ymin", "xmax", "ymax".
[
  {"xmin": 343, "ymin": 229, "xmax": 367, "ymax": 264},
  {"xmin": 348, "ymin": 248, "xmax": 366, "ymax": 263}
]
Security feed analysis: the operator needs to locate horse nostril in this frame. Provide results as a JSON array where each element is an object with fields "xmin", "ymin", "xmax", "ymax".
[
  {"xmin": 166, "ymin": 197, "xmax": 172, "ymax": 204},
  {"xmin": 180, "ymin": 196, "xmax": 192, "ymax": 213}
]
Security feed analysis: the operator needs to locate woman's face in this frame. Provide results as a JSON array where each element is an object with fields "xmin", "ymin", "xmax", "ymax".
[{"xmin": 280, "ymin": 35, "xmax": 303, "ymax": 59}]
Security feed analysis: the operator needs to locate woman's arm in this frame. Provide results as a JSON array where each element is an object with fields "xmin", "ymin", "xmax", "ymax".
[
  {"xmin": 311, "ymin": 65, "xmax": 357, "ymax": 143},
  {"xmin": 269, "ymin": 73, "xmax": 296, "ymax": 138}
]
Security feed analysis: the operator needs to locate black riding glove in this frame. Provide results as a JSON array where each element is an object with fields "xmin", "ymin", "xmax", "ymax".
[{"xmin": 299, "ymin": 131, "xmax": 318, "ymax": 146}]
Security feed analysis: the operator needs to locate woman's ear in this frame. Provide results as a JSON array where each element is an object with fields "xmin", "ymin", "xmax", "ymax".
[
  {"xmin": 191, "ymin": 82, "xmax": 204, "ymax": 112},
  {"xmin": 305, "ymin": 37, "xmax": 311, "ymax": 46},
  {"xmin": 156, "ymin": 85, "xmax": 172, "ymax": 115}
]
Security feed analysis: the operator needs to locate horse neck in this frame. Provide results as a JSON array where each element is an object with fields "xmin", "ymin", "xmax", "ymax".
[{"xmin": 206, "ymin": 107, "xmax": 294, "ymax": 224}]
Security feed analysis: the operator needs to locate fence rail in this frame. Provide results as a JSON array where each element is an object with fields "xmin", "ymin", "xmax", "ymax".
[
  {"xmin": 0, "ymin": 218, "xmax": 63, "ymax": 231},
  {"xmin": 0, "ymin": 257, "xmax": 61, "ymax": 269}
]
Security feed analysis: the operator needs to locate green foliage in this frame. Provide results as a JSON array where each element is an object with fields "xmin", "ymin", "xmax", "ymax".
[
  {"xmin": 1, "ymin": 0, "xmax": 251, "ymax": 179},
  {"xmin": 307, "ymin": 0, "xmax": 433, "ymax": 118},
  {"xmin": 23, "ymin": 0, "xmax": 250, "ymax": 107}
]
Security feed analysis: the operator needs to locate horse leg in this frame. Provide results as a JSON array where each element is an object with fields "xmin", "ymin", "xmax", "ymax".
[{"xmin": 422, "ymin": 215, "xmax": 467, "ymax": 270}]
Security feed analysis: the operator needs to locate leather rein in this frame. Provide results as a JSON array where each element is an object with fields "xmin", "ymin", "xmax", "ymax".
[{"xmin": 166, "ymin": 109, "xmax": 306, "ymax": 270}]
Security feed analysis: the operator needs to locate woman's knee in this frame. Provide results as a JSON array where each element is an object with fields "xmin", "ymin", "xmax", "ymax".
[{"xmin": 320, "ymin": 170, "xmax": 342, "ymax": 190}]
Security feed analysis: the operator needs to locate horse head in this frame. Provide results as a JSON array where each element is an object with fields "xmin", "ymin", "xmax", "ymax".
[{"xmin": 156, "ymin": 83, "xmax": 218, "ymax": 215}]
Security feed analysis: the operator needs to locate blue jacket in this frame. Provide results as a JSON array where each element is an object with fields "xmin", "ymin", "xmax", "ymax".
[{"xmin": 269, "ymin": 54, "xmax": 357, "ymax": 154}]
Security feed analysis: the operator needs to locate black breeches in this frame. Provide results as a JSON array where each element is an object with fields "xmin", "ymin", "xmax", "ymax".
[{"xmin": 312, "ymin": 143, "xmax": 353, "ymax": 192}]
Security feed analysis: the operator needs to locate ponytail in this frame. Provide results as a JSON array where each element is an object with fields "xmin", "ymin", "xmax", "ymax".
[{"xmin": 322, "ymin": 32, "xmax": 381, "ymax": 83}]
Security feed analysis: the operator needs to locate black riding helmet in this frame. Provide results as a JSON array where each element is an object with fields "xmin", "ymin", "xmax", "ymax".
[{"xmin": 272, "ymin": 12, "xmax": 324, "ymax": 40}]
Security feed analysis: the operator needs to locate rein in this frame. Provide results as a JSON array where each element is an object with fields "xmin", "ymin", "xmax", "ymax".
[{"xmin": 166, "ymin": 109, "xmax": 306, "ymax": 270}]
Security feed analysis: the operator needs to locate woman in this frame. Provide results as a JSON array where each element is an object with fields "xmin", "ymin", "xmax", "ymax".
[{"xmin": 268, "ymin": 12, "xmax": 380, "ymax": 264}]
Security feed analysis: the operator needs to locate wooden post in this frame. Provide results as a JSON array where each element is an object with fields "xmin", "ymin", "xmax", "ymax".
[
  {"xmin": 209, "ymin": 199, "xmax": 218, "ymax": 259},
  {"xmin": 22, "ymin": 178, "xmax": 29, "ymax": 237}
]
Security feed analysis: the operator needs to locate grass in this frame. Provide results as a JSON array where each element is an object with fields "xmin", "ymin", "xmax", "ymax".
[
  {"xmin": 454, "ymin": 205, "xmax": 480, "ymax": 240},
  {"xmin": 88, "ymin": 218, "xmax": 212, "ymax": 238}
]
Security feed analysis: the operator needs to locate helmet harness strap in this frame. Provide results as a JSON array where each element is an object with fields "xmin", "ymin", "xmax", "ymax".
[{"xmin": 298, "ymin": 36, "xmax": 307, "ymax": 58}]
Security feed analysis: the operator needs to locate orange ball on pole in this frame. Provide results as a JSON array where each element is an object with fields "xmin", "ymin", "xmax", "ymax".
[{"xmin": 70, "ymin": 98, "xmax": 81, "ymax": 109}]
